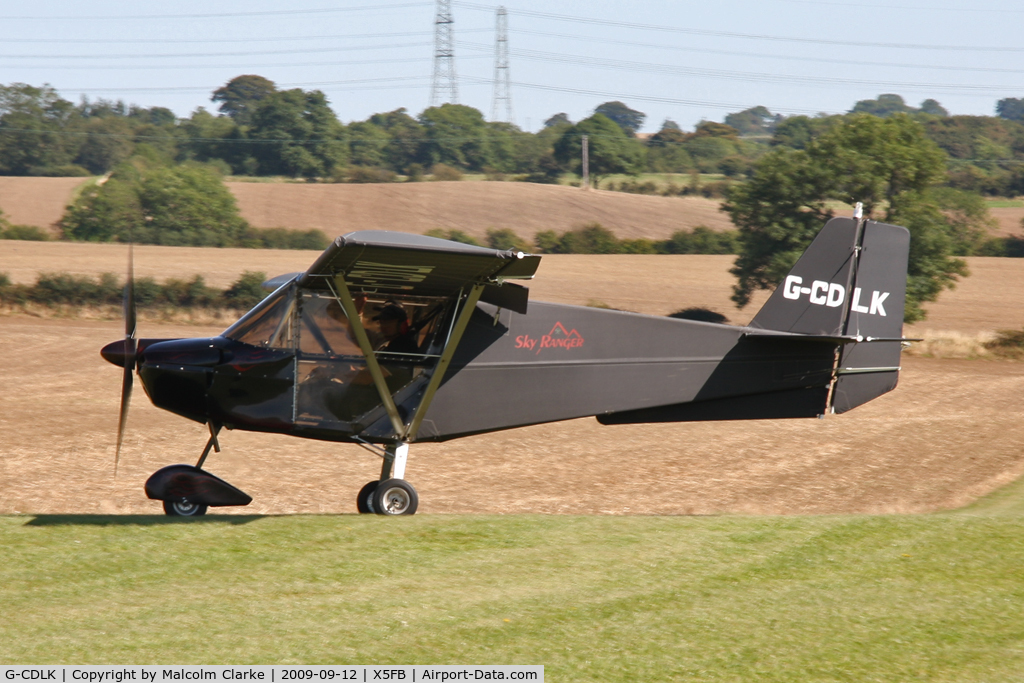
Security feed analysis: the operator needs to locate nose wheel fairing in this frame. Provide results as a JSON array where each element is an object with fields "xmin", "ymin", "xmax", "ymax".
[{"xmin": 144, "ymin": 464, "xmax": 253, "ymax": 510}]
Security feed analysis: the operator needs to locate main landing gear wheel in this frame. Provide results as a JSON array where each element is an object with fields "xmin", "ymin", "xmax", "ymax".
[
  {"xmin": 356, "ymin": 480, "xmax": 379, "ymax": 514},
  {"xmin": 163, "ymin": 499, "xmax": 208, "ymax": 517},
  {"xmin": 371, "ymin": 479, "xmax": 418, "ymax": 516}
]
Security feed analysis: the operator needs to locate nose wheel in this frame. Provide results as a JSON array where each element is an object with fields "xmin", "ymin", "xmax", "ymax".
[{"xmin": 163, "ymin": 499, "xmax": 208, "ymax": 517}]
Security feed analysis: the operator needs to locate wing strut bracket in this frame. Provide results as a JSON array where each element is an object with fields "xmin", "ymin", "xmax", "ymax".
[
  {"xmin": 328, "ymin": 277, "xmax": 406, "ymax": 438},
  {"xmin": 402, "ymin": 284, "xmax": 485, "ymax": 442}
]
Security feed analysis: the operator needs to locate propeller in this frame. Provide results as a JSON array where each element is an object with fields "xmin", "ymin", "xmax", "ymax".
[{"xmin": 114, "ymin": 243, "xmax": 137, "ymax": 475}]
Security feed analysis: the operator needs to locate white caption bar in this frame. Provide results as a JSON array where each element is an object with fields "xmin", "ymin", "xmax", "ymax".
[{"xmin": 1, "ymin": 667, "xmax": 542, "ymax": 683}]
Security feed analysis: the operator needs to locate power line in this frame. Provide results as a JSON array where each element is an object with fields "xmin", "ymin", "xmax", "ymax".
[
  {"xmin": 458, "ymin": 41, "xmax": 1020, "ymax": 95},
  {"xmin": 0, "ymin": 2, "xmax": 433, "ymax": 21},
  {"xmin": 454, "ymin": 2, "xmax": 1024, "ymax": 52},
  {"xmin": 0, "ymin": 28, "xmax": 492, "ymax": 45},
  {"xmin": 54, "ymin": 76, "xmax": 431, "ymax": 95},
  {"xmin": 778, "ymin": 0, "xmax": 1024, "ymax": 13},
  {"xmin": 509, "ymin": 28, "xmax": 1024, "ymax": 76},
  {"xmin": 0, "ymin": 41, "xmax": 433, "ymax": 60}
]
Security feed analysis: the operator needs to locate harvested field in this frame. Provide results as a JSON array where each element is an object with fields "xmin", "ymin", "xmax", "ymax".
[
  {"xmin": 0, "ymin": 176, "xmax": 731, "ymax": 239},
  {"xmin": 0, "ymin": 177, "xmax": 89, "ymax": 231},
  {"xmin": 3, "ymin": 174, "xmax": 1021, "ymax": 243},
  {"xmin": 3, "ymin": 243, "xmax": 1024, "ymax": 516},
  {"xmin": 226, "ymin": 181, "xmax": 733, "ymax": 240},
  {"xmin": 990, "ymin": 206, "xmax": 1024, "ymax": 237}
]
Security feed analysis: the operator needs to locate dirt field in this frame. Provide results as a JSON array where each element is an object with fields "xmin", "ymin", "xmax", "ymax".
[
  {"xmin": 990, "ymin": 206, "xmax": 1024, "ymax": 237},
  {"xmin": 226, "ymin": 181, "xmax": 733, "ymax": 240},
  {"xmin": 0, "ymin": 176, "xmax": 732, "ymax": 239},
  {"xmin": 3, "ymin": 244, "xmax": 1024, "ymax": 516},
  {"xmin": 0, "ymin": 177, "xmax": 89, "ymax": 228}
]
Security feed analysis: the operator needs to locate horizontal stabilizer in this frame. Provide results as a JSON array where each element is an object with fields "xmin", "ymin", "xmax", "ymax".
[{"xmin": 597, "ymin": 386, "xmax": 830, "ymax": 424}]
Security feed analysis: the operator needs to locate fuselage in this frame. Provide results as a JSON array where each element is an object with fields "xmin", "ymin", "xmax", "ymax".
[{"xmin": 103, "ymin": 295, "xmax": 837, "ymax": 444}]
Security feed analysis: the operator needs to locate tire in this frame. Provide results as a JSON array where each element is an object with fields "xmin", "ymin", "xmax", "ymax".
[
  {"xmin": 163, "ymin": 499, "xmax": 208, "ymax": 517},
  {"xmin": 356, "ymin": 480, "xmax": 379, "ymax": 514},
  {"xmin": 371, "ymin": 478, "xmax": 418, "ymax": 516}
]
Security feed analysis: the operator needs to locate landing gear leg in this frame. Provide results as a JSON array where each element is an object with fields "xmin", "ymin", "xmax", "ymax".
[{"xmin": 196, "ymin": 422, "xmax": 221, "ymax": 469}]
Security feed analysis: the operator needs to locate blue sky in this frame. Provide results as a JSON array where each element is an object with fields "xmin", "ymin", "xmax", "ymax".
[{"xmin": 2, "ymin": 0, "xmax": 1021, "ymax": 132}]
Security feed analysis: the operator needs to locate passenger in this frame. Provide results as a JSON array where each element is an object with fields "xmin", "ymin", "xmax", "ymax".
[{"xmin": 373, "ymin": 303, "xmax": 419, "ymax": 354}]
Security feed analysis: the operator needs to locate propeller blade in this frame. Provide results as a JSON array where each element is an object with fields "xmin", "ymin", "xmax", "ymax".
[
  {"xmin": 115, "ymin": 243, "xmax": 137, "ymax": 475},
  {"xmin": 125, "ymin": 243, "xmax": 136, "ymax": 341},
  {"xmin": 114, "ymin": 339, "xmax": 134, "ymax": 475}
]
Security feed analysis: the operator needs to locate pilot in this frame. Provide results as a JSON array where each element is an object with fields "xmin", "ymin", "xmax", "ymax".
[{"xmin": 373, "ymin": 303, "xmax": 419, "ymax": 354}]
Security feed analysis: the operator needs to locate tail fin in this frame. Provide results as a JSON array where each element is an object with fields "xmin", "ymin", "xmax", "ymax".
[{"xmin": 749, "ymin": 216, "xmax": 911, "ymax": 413}]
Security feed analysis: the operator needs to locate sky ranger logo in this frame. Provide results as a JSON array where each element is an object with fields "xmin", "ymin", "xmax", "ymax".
[
  {"xmin": 515, "ymin": 322, "xmax": 585, "ymax": 354},
  {"xmin": 783, "ymin": 275, "xmax": 890, "ymax": 316}
]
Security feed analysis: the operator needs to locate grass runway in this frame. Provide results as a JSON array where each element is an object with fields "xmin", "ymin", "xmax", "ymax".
[{"xmin": 2, "ymin": 482, "xmax": 1024, "ymax": 681}]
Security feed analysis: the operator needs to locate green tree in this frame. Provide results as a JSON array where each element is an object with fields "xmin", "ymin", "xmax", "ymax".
[
  {"xmin": 179, "ymin": 107, "xmax": 248, "ymax": 172},
  {"xmin": 645, "ymin": 123, "xmax": 692, "ymax": 173},
  {"xmin": 348, "ymin": 120, "xmax": 390, "ymax": 168},
  {"xmin": 418, "ymin": 104, "xmax": 492, "ymax": 171},
  {"xmin": 543, "ymin": 113, "xmax": 571, "ymax": 128},
  {"xmin": 247, "ymin": 88, "xmax": 347, "ymax": 178},
  {"xmin": 553, "ymin": 114, "xmax": 644, "ymax": 186},
  {"xmin": 594, "ymin": 101, "xmax": 646, "ymax": 136},
  {"xmin": 211, "ymin": 75, "xmax": 277, "ymax": 125},
  {"xmin": 996, "ymin": 98, "xmax": 1024, "ymax": 121},
  {"xmin": 851, "ymin": 94, "xmax": 915, "ymax": 117},
  {"xmin": 0, "ymin": 84, "xmax": 78, "ymax": 175},
  {"xmin": 725, "ymin": 113, "xmax": 968, "ymax": 321},
  {"xmin": 73, "ymin": 116, "xmax": 135, "ymax": 174},
  {"xmin": 724, "ymin": 106, "xmax": 782, "ymax": 136},
  {"xmin": 368, "ymin": 108, "xmax": 425, "ymax": 173},
  {"xmin": 771, "ymin": 115, "xmax": 837, "ymax": 150},
  {"xmin": 61, "ymin": 160, "xmax": 249, "ymax": 246},
  {"xmin": 919, "ymin": 99, "xmax": 949, "ymax": 117}
]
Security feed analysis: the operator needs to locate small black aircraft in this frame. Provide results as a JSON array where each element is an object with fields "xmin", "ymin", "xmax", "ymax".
[{"xmin": 102, "ymin": 215, "xmax": 911, "ymax": 516}]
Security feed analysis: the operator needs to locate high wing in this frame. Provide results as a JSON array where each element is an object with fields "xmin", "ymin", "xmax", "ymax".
[{"xmin": 297, "ymin": 230, "xmax": 540, "ymax": 313}]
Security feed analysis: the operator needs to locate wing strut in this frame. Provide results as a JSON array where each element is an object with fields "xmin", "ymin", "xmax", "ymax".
[
  {"xmin": 328, "ymin": 277, "xmax": 406, "ymax": 438},
  {"xmin": 402, "ymin": 284, "xmax": 485, "ymax": 442}
]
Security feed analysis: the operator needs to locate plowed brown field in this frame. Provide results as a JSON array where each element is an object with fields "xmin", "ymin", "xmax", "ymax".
[{"xmin": 3, "ymin": 243, "xmax": 1024, "ymax": 516}]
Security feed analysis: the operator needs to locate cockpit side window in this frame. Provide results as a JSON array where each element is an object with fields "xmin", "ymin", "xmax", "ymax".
[
  {"xmin": 222, "ymin": 283, "xmax": 295, "ymax": 348},
  {"xmin": 298, "ymin": 292, "xmax": 367, "ymax": 357}
]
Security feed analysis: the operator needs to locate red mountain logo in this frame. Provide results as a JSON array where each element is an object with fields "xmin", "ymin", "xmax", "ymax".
[{"xmin": 514, "ymin": 322, "xmax": 585, "ymax": 354}]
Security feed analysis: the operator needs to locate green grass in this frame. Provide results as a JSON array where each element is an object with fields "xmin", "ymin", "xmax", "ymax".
[{"xmin": 2, "ymin": 480, "xmax": 1024, "ymax": 679}]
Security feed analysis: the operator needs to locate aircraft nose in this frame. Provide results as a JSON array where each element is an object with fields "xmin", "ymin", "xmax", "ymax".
[{"xmin": 101, "ymin": 339, "xmax": 135, "ymax": 368}]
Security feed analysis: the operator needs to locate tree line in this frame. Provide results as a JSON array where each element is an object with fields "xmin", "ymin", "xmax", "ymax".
[{"xmin": 1, "ymin": 78, "xmax": 1022, "ymax": 195}]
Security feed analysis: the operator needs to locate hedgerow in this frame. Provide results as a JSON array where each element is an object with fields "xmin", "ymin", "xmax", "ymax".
[
  {"xmin": 0, "ymin": 270, "xmax": 269, "ymax": 311},
  {"xmin": 530, "ymin": 223, "xmax": 738, "ymax": 254}
]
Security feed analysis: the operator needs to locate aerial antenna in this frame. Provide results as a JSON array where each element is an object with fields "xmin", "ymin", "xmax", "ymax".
[
  {"xmin": 430, "ymin": 0, "xmax": 458, "ymax": 106},
  {"xmin": 490, "ymin": 6, "xmax": 513, "ymax": 123}
]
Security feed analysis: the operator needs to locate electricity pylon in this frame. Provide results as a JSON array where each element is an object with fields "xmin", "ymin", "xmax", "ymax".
[{"xmin": 430, "ymin": 0, "xmax": 458, "ymax": 106}]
